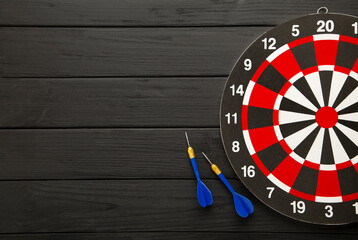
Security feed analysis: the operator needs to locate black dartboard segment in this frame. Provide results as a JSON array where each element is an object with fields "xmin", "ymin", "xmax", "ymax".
[{"xmin": 220, "ymin": 12, "xmax": 358, "ymax": 225}]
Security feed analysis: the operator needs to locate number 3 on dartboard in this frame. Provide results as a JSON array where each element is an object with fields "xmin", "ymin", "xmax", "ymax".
[{"xmin": 325, "ymin": 205, "xmax": 333, "ymax": 218}]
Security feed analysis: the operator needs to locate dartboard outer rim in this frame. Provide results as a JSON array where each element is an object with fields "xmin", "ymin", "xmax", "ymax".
[{"xmin": 220, "ymin": 11, "xmax": 358, "ymax": 225}]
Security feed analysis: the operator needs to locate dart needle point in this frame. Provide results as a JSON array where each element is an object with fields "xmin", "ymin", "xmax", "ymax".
[
  {"xmin": 185, "ymin": 132, "xmax": 190, "ymax": 148},
  {"xmin": 202, "ymin": 152, "xmax": 213, "ymax": 165}
]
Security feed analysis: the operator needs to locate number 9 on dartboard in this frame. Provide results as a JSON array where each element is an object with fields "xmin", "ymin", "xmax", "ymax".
[{"xmin": 220, "ymin": 9, "xmax": 358, "ymax": 225}]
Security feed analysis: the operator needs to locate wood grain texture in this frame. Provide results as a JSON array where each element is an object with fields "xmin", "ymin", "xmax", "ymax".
[
  {"xmin": 0, "ymin": 232, "xmax": 357, "ymax": 240},
  {"xmin": 1, "ymin": 0, "xmax": 357, "ymax": 238},
  {"xmin": 0, "ymin": 77, "xmax": 223, "ymax": 128},
  {"xmin": 0, "ymin": 179, "xmax": 357, "ymax": 234},
  {"xmin": 0, "ymin": 129, "xmax": 236, "ymax": 180},
  {"xmin": 0, "ymin": 0, "xmax": 357, "ymax": 26},
  {"xmin": 0, "ymin": 27, "xmax": 265, "ymax": 77}
]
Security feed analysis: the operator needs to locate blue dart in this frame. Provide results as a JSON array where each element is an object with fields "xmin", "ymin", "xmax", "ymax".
[
  {"xmin": 202, "ymin": 152, "xmax": 254, "ymax": 217},
  {"xmin": 185, "ymin": 132, "xmax": 213, "ymax": 207}
]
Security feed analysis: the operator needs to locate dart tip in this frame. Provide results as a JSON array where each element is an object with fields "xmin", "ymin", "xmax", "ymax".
[
  {"xmin": 184, "ymin": 132, "xmax": 190, "ymax": 148},
  {"xmin": 202, "ymin": 152, "xmax": 213, "ymax": 165}
]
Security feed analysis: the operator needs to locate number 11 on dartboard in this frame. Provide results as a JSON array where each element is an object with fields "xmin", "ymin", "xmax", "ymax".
[{"xmin": 220, "ymin": 9, "xmax": 358, "ymax": 225}]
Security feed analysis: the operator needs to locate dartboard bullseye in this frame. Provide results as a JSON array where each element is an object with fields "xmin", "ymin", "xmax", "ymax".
[{"xmin": 220, "ymin": 12, "xmax": 358, "ymax": 225}]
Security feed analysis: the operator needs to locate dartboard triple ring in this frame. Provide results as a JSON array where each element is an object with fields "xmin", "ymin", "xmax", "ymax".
[{"xmin": 220, "ymin": 12, "xmax": 358, "ymax": 224}]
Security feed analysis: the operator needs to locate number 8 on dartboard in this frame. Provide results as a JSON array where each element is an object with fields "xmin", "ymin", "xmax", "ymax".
[{"xmin": 220, "ymin": 9, "xmax": 358, "ymax": 225}]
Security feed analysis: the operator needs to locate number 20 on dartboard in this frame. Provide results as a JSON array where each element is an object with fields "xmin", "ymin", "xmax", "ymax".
[{"xmin": 220, "ymin": 9, "xmax": 358, "ymax": 225}]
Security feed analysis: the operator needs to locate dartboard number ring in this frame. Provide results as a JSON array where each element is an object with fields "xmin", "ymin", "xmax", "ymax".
[{"xmin": 220, "ymin": 12, "xmax": 358, "ymax": 225}]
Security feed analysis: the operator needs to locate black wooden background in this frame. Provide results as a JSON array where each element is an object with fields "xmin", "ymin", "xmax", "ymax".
[{"xmin": 0, "ymin": 1, "xmax": 358, "ymax": 239}]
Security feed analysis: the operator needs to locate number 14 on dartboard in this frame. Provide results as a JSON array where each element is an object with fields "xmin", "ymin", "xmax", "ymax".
[{"xmin": 220, "ymin": 8, "xmax": 358, "ymax": 225}]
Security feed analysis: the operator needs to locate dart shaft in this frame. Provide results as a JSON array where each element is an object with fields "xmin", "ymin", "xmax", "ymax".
[
  {"xmin": 188, "ymin": 147, "xmax": 201, "ymax": 181},
  {"xmin": 210, "ymin": 164, "xmax": 235, "ymax": 194},
  {"xmin": 218, "ymin": 173, "xmax": 235, "ymax": 194}
]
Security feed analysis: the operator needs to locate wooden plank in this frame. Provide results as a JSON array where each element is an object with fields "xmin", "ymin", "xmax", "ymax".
[
  {"xmin": 0, "ymin": 129, "xmax": 236, "ymax": 180},
  {"xmin": 0, "ymin": 179, "xmax": 357, "ymax": 233},
  {"xmin": 0, "ymin": 232, "xmax": 356, "ymax": 240},
  {"xmin": 0, "ymin": 77, "xmax": 223, "ymax": 128},
  {"xmin": 0, "ymin": 0, "xmax": 357, "ymax": 26},
  {"xmin": 0, "ymin": 27, "xmax": 265, "ymax": 77}
]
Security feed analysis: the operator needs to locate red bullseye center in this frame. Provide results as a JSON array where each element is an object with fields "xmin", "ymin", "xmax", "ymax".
[{"xmin": 315, "ymin": 107, "xmax": 338, "ymax": 128}]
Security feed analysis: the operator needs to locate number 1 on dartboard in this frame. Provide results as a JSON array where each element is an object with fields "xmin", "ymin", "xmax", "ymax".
[{"xmin": 354, "ymin": 202, "xmax": 358, "ymax": 214}]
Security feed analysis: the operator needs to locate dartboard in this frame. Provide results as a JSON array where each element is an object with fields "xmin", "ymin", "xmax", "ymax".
[{"xmin": 220, "ymin": 11, "xmax": 358, "ymax": 225}]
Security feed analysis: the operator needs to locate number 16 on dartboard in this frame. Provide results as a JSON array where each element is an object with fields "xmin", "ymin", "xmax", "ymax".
[{"xmin": 220, "ymin": 8, "xmax": 358, "ymax": 225}]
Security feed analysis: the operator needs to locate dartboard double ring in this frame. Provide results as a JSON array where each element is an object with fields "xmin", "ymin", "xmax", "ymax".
[{"xmin": 220, "ymin": 12, "xmax": 358, "ymax": 224}]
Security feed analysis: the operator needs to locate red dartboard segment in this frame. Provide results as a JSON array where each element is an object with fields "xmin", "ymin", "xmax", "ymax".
[
  {"xmin": 221, "ymin": 12, "xmax": 358, "ymax": 225},
  {"xmin": 273, "ymin": 110, "xmax": 279, "ymax": 126},
  {"xmin": 288, "ymin": 36, "xmax": 314, "ymax": 49},
  {"xmin": 251, "ymin": 153, "xmax": 270, "ymax": 177},
  {"xmin": 314, "ymin": 37, "xmax": 339, "ymax": 66},
  {"xmin": 270, "ymin": 49, "xmax": 302, "ymax": 80},
  {"xmin": 343, "ymin": 192, "xmax": 358, "ymax": 202},
  {"xmin": 303, "ymin": 160, "xmax": 320, "ymax": 170},
  {"xmin": 271, "ymin": 155, "xmax": 303, "ymax": 188},
  {"xmin": 279, "ymin": 139, "xmax": 293, "ymax": 155},
  {"xmin": 354, "ymin": 163, "xmax": 358, "ymax": 174},
  {"xmin": 339, "ymin": 35, "xmax": 358, "ymax": 45},
  {"xmin": 336, "ymin": 160, "xmax": 353, "ymax": 170},
  {"xmin": 352, "ymin": 58, "xmax": 358, "ymax": 73},
  {"xmin": 248, "ymin": 83, "xmax": 278, "ymax": 109},
  {"xmin": 289, "ymin": 188, "xmax": 316, "ymax": 202},
  {"xmin": 334, "ymin": 65, "xmax": 351, "ymax": 75},
  {"xmin": 278, "ymin": 81, "xmax": 292, "ymax": 96},
  {"xmin": 241, "ymin": 105, "xmax": 249, "ymax": 130},
  {"xmin": 316, "ymin": 170, "xmax": 342, "ymax": 197},
  {"xmin": 302, "ymin": 66, "xmax": 319, "ymax": 76},
  {"xmin": 251, "ymin": 60, "xmax": 269, "ymax": 82},
  {"xmin": 248, "ymin": 126, "xmax": 279, "ymax": 153}
]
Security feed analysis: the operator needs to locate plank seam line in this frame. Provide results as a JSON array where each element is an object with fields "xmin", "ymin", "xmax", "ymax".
[
  {"xmin": 0, "ymin": 178, "xmax": 238, "ymax": 182},
  {"xmin": 0, "ymin": 127, "xmax": 220, "ymax": 130},
  {"xmin": 1, "ymin": 75, "xmax": 229, "ymax": 79},
  {"xmin": 0, "ymin": 231, "xmax": 353, "ymax": 235},
  {"xmin": 0, "ymin": 24, "xmax": 275, "ymax": 28}
]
